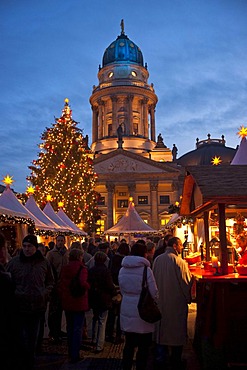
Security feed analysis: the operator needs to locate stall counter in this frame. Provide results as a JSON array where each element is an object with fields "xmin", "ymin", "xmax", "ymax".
[{"xmin": 193, "ymin": 272, "xmax": 247, "ymax": 368}]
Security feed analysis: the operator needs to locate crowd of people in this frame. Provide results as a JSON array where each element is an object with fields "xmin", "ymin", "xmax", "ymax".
[{"xmin": 0, "ymin": 232, "xmax": 196, "ymax": 370}]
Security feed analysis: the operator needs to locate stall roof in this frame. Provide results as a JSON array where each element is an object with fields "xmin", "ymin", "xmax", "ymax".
[
  {"xmin": 104, "ymin": 201, "xmax": 157, "ymax": 235},
  {"xmin": 57, "ymin": 208, "xmax": 87, "ymax": 236},
  {"xmin": 43, "ymin": 202, "xmax": 74, "ymax": 233},
  {"xmin": 0, "ymin": 204, "xmax": 30, "ymax": 219},
  {"xmin": 231, "ymin": 137, "xmax": 247, "ymax": 165},
  {"xmin": 25, "ymin": 195, "xmax": 60, "ymax": 231},
  {"xmin": 0, "ymin": 186, "xmax": 51, "ymax": 230},
  {"xmin": 180, "ymin": 165, "xmax": 247, "ymax": 216}
]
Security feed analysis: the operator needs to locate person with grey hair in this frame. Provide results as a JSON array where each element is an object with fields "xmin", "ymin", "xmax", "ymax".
[{"xmin": 153, "ymin": 237, "xmax": 194, "ymax": 369}]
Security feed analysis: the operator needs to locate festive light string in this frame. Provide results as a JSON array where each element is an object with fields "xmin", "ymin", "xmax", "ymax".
[{"xmin": 27, "ymin": 99, "xmax": 100, "ymax": 230}]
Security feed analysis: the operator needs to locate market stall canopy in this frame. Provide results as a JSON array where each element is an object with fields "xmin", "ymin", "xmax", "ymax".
[
  {"xmin": 57, "ymin": 208, "xmax": 87, "ymax": 236},
  {"xmin": 180, "ymin": 165, "xmax": 247, "ymax": 217},
  {"xmin": 43, "ymin": 202, "xmax": 74, "ymax": 233},
  {"xmin": 164, "ymin": 213, "xmax": 182, "ymax": 227},
  {"xmin": 104, "ymin": 201, "xmax": 157, "ymax": 235},
  {"xmin": 0, "ymin": 186, "xmax": 50, "ymax": 230},
  {"xmin": 0, "ymin": 204, "xmax": 30, "ymax": 219},
  {"xmin": 25, "ymin": 195, "xmax": 60, "ymax": 232},
  {"xmin": 231, "ymin": 137, "xmax": 247, "ymax": 165}
]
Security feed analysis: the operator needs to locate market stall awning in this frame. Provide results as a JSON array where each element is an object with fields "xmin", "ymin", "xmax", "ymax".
[
  {"xmin": 231, "ymin": 137, "xmax": 247, "ymax": 165},
  {"xmin": 57, "ymin": 208, "xmax": 87, "ymax": 236},
  {"xmin": 165, "ymin": 213, "xmax": 182, "ymax": 227},
  {"xmin": 180, "ymin": 165, "xmax": 247, "ymax": 217},
  {"xmin": 104, "ymin": 201, "xmax": 157, "ymax": 235},
  {"xmin": 0, "ymin": 186, "xmax": 51, "ymax": 230},
  {"xmin": 43, "ymin": 202, "xmax": 74, "ymax": 233},
  {"xmin": 0, "ymin": 204, "xmax": 30, "ymax": 219},
  {"xmin": 25, "ymin": 195, "xmax": 60, "ymax": 232}
]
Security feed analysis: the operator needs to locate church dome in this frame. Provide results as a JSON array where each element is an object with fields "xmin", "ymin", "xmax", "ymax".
[
  {"xmin": 102, "ymin": 22, "xmax": 143, "ymax": 67},
  {"xmin": 177, "ymin": 134, "xmax": 236, "ymax": 166}
]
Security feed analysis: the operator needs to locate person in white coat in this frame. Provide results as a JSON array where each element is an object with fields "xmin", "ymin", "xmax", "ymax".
[
  {"xmin": 119, "ymin": 242, "xmax": 158, "ymax": 370},
  {"xmin": 153, "ymin": 236, "xmax": 194, "ymax": 370}
]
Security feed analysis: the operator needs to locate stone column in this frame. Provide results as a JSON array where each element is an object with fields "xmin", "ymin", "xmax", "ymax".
[
  {"xmin": 98, "ymin": 100, "xmax": 104, "ymax": 139},
  {"xmin": 92, "ymin": 105, "xmax": 98, "ymax": 143},
  {"xmin": 142, "ymin": 98, "xmax": 149, "ymax": 138},
  {"xmin": 150, "ymin": 180, "xmax": 159, "ymax": 230},
  {"xmin": 149, "ymin": 104, "xmax": 156, "ymax": 141},
  {"xmin": 111, "ymin": 96, "xmax": 118, "ymax": 136},
  {"xmin": 127, "ymin": 94, "xmax": 134, "ymax": 135},
  {"xmin": 128, "ymin": 182, "xmax": 136, "ymax": 204},
  {"xmin": 106, "ymin": 182, "xmax": 115, "ymax": 229}
]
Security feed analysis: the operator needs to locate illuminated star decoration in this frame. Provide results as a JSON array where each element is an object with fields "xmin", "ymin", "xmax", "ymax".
[
  {"xmin": 26, "ymin": 185, "xmax": 35, "ymax": 195},
  {"xmin": 237, "ymin": 126, "xmax": 247, "ymax": 138},
  {"xmin": 211, "ymin": 156, "xmax": 222, "ymax": 166},
  {"xmin": 58, "ymin": 201, "xmax": 64, "ymax": 208},
  {"xmin": 2, "ymin": 174, "xmax": 14, "ymax": 186},
  {"xmin": 46, "ymin": 194, "xmax": 52, "ymax": 202}
]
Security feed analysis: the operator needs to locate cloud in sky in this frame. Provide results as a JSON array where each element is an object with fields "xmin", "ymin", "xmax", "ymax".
[{"xmin": 1, "ymin": 0, "xmax": 247, "ymax": 191}]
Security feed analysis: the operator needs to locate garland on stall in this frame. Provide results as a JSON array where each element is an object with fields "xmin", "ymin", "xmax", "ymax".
[{"xmin": 0, "ymin": 214, "xmax": 34, "ymax": 227}]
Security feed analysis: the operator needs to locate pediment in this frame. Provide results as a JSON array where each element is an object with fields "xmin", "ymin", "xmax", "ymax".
[{"xmin": 94, "ymin": 152, "xmax": 173, "ymax": 174}]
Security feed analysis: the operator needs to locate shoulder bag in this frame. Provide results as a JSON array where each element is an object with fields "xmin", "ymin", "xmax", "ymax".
[{"xmin": 137, "ymin": 265, "xmax": 161, "ymax": 323}]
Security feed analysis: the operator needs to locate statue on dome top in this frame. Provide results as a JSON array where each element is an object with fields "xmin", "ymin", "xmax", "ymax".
[{"xmin": 120, "ymin": 19, "xmax": 125, "ymax": 35}]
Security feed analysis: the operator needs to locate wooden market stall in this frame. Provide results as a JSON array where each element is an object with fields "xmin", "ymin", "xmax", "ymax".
[{"xmin": 180, "ymin": 165, "xmax": 247, "ymax": 368}]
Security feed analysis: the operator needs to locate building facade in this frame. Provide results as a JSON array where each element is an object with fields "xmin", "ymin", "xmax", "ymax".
[{"xmin": 90, "ymin": 22, "xmax": 184, "ymax": 232}]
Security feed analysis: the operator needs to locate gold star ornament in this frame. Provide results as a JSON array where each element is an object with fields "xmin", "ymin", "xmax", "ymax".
[
  {"xmin": 26, "ymin": 185, "xmax": 35, "ymax": 194},
  {"xmin": 238, "ymin": 126, "xmax": 247, "ymax": 138},
  {"xmin": 2, "ymin": 175, "xmax": 14, "ymax": 186},
  {"xmin": 211, "ymin": 156, "xmax": 222, "ymax": 166}
]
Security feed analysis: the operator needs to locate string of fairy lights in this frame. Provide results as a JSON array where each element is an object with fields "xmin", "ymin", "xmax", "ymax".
[{"xmin": 26, "ymin": 98, "xmax": 100, "ymax": 231}]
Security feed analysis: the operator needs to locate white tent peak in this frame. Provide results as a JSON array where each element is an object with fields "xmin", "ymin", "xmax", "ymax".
[
  {"xmin": 43, "ymin": 202, "xmax": 74, "ymax": 232},
  {"xmin": 57, "ymin": 208, "xmax": 87, "ymax": 236},
  {"xmin": 231, "ymin": 137, "xmax": 247, "ymax": 165},
  {"xmin": 105, "ymin": 201, "xmax": 157, "ymax": 235},
  {"xmin": 25, "ymin": 195, "xmax": 60, "ymax": 231},
  {"xmin": 0, "ymin": 186, "xmax": 50, "ymax": 229}
]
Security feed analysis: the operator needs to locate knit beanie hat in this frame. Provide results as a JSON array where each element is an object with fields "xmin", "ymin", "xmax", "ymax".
[{"xmin": 22, "ymin": 234, "xmax": 38, "ymax": 248}]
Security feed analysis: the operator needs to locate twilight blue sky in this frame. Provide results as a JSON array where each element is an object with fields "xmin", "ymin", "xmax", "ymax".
[{"xmin": 1, "ymin": 0, "xmax": 247, "ymax": 192}]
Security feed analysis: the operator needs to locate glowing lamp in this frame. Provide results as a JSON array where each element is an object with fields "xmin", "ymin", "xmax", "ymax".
[
  {"xmin": 3, "ymin": 175, "xmax": 14, "ymax": 186},
  {"xmin": 129, "ymin": 196, "xmax": 133, "ymax": 202}
]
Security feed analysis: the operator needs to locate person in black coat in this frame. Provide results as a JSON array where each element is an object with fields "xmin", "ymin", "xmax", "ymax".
[
  {"xmin": 106, "ymin": 243, "xmax": 130, "ymax": 343},
  {"xmin": 88, "ymin": 251, "xmax": 117, "ymax": 353}
]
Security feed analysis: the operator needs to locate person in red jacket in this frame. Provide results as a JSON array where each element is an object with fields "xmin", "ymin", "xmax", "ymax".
[
  {"xmin": 237, "ymin": 234, "xmax": 247, "ymax": 265},
  {"xmin": 59, "ymin": 248, "xmax": 90, "ymax": 363}
]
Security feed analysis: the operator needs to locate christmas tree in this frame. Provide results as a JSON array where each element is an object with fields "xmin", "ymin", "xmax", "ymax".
[{"xmin": 27, "ymin": 98, "xmax": 101, "ymax": 233}]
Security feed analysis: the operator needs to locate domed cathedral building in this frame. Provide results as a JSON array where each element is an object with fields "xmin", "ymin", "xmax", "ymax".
[{"xmin": 90, "ymin": 20, "xmax": 183, "ymax": 232}]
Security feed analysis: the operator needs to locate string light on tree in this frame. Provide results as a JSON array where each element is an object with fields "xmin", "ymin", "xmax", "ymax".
[{"xmin": 27, "ymin": 99, "xmax": 101, "ymax": 233}]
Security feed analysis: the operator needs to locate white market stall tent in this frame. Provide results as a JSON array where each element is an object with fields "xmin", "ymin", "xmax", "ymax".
[
  {"xmin": 0, "ymin": 185, "xmax": 51, "ymax": 232},
  {"xmin": 104, "ymin": 201, "xmax": 157, "ymax": 236},
  {"xmin": 25, "ymin": 195, "xmax": 60, "ymax": 232},
  {"xmin": 43, "ymin": 201, "xmax": 75, "ymax": 233},
  {"xmin": 57, "ymin": 207, "xmax": 87, "ymax": 236}
]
